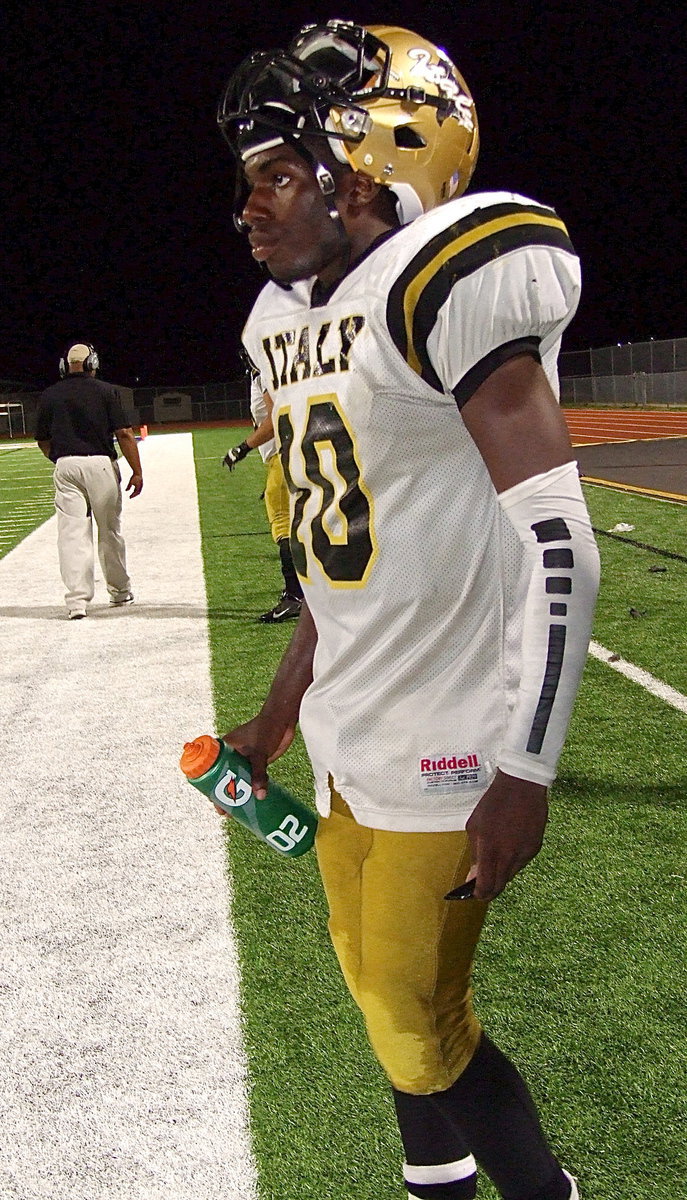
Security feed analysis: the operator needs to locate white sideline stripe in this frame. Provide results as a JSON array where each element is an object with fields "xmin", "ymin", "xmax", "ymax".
[
  {"xmin": 590, "ymin": 640, "xmax": 687, "ymax": 714},
  {"xmin": 404, "ymin": 1155, "xmax": 477, "ymax": 1184},
  {"xmin": 0, "ymin": 483, "xmax": 53, "ymax": 490},
  {"xmin": 0, "ymin": 433, "xmax": 257, "ymax": 1200},
  {"xmin": 0, "ymin": 511, "xmax": 53, "ymax": 519}
]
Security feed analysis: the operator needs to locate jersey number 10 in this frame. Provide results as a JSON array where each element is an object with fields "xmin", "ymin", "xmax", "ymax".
[{"xmin": 277, "ymin": 395, "xmax": 377, "ymax": 587}]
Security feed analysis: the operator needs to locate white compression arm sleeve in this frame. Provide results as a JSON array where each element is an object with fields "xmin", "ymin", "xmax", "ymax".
[{"xmin": 496, "ymin": 460, "xmax": 600, "ymax": 785}]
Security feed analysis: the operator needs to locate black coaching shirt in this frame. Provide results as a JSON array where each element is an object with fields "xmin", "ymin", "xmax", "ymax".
[{"xmin": 35, "ymin": 375, "xmax": 130, "ymax": 462}]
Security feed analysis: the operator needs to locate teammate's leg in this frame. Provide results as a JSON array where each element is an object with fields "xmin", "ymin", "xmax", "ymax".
[
  {"xmin": 54, "ymin": 458, "xmax": 95, "ymax": 612},
  {"xmin": 277, "ymin": 536, "xmax": 302, "ymax": 600},
  {"xmin": 260, "ymin": 453, "xmax": 302, "ymax": 622}
]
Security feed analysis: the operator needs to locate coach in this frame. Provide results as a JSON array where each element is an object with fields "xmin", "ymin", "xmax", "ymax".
[{"xmin": 36, "ymin": 342, "xmax": 143, "ymax": 620}]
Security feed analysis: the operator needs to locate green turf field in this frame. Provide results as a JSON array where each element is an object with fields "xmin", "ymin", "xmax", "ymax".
[
  {"xmin": 194, "ymin": 428, "xmax": 687, "ymax": 1200},
  {"xmin": 2, "ymin": 432, "xmax": 685, "ymax": 1200},
  {"xmin": 0, "ymin": 444, "xmax": 55, "ymax": 556},
  {"xmin": 583, "ymin": 485, "xmax": 687, "ymax": 694}
]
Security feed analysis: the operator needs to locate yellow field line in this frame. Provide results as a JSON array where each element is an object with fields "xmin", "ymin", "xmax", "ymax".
[
  {"xmin": 581, "ymin": 475, "xmax": 687, "ymax": 503},
  {"xmin": 569, "ymin": 434, "xmax": 687, "ymax": 444}
]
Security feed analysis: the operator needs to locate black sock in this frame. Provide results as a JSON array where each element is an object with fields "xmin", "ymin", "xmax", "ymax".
[
  {"xmin": 278, "ymin": 537, "xmax": 303, "ymax": 598},
  {"xmin": 393, "ymin": 1088, "xmax": 477, "ymax": 1199},
  {"xmin": 429, "ymin": 1035, "xmax": 569, "ymax": 1200}
]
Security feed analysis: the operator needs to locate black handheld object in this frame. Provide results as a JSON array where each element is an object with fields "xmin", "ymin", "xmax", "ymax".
[{"xmin": 445, "ymin": 878, "xmax": 477, "ymax": 901}]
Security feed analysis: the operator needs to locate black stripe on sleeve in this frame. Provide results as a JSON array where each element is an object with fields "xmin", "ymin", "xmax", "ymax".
[
  {"xmin": 411, "ymin": 227, "xmax": 570, "ymax": 390},
  {"xmin": 531, "ymin": 518, "xmax": 571, "ymax": 542},
  {"xmin": 526, "ymin": 625, "xmax": 567, "ymax": 753},
  {"xmin": 543, "ymin": 548, "xmax": 574, "ymax": 568},
  {"xmin": 386, "ymin": 202, "xmax": 574, "ymax": 389},
  {"xmin": 546, "ymin": 576, "xmax": 572, "ymax": 594},
  {"xmin": 452, "ymin": 338, "xmax": 541, "ymax": 410}
]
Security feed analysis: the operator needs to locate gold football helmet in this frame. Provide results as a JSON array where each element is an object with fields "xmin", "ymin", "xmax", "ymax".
[{"xmin": 218, "ymin": 20, "xmax": 479, "ymax": 224}]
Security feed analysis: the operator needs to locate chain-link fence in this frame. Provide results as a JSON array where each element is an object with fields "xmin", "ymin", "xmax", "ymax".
[
  {"xmin": 4, "ymin": 337, "xmax": 687, "ymax": 440},
  {"xmin": 559, "ymin": 338, "xmax": 687, "ymax": 406},
  {"xmin": 1, "ymin": 378, "xmax": 251, "ymax": 437},
  {"xmin": 130, "ymin": 378, "xmax": 250, "ymax": 426}
]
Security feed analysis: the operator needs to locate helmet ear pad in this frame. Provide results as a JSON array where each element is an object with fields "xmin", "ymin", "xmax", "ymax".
[{"xmin": 339, "ymin": 167, "xmax": 388, "ymax": 218}]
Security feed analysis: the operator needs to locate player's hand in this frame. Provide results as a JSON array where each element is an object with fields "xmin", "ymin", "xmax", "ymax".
[
  {"xmin": 222, "ymin": 441, "xmax": 251, "ymax": 471},
  {"xmin": 126, "ymin": 473, "xmax": 143, "ymax": 497},
  {"xmin": 213, "ymin": 717, "xmax": 296, "ymax": 815},
  {"xmin": 464, "ymin": 771, "xmax": 548, "ymax": 900}
]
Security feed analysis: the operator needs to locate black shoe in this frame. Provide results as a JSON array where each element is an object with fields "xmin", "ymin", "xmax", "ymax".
[
  {"xmin": 109, "ymin": 591, "xmax": 134, "ymax": 607},
  {"xmin": 258, "ymin": 592, "xmax": 302, "ymax": 623}
]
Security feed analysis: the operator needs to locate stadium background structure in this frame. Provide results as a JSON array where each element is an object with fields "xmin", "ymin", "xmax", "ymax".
[{"xmin": 1, "ymin": 337, "xmax": 686, "ymax": 442}]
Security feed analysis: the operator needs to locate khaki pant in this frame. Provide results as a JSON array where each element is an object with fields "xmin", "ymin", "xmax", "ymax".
[
  {"xmin": 54, "ymin": 456, "xmax": 131, "ymax": 609},
  {"xmin": 264, "ymin": 453, "xmax": 291, "ymax": 543},
  {"xmin": 315, "ymin": 787, "xmax": 488, "ymax": 1094}
]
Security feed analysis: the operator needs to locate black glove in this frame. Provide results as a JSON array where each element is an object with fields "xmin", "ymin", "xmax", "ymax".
[{"xmin": 222, "ymin": 441, "xmax": 252, "ymax": 471}]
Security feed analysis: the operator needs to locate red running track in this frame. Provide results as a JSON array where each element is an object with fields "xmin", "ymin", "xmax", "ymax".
[{"xmin": 564, "ymin": 408, "xmax": 687, "ymax": 445}]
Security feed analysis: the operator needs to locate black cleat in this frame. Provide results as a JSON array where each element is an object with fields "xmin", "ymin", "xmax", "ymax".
[{"xmin": 258, "ymin": 592, "xmax": 302, "ymax": 624}]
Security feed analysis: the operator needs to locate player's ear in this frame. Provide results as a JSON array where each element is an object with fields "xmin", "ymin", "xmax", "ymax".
[{"xmin": 344, "ymin": 170, "xmax": 383, "ymax": 212}]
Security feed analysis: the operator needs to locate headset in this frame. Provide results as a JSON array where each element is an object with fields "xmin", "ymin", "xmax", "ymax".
[{"xmin": 59, "ymin": 343, "xmax": 100, "ymax": 378}]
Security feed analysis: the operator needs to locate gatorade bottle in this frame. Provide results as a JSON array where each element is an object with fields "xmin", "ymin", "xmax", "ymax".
[{"xmin": 180, "ymin": 735, "xmax": 317, "ymax": 858}]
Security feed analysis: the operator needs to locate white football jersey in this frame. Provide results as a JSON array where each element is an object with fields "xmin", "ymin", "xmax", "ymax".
[
  {"xmin": 249, "ymin": 375, "xmax": 276, "ymax": 463},
  {"xmin": 242, "ymin": 191, "xmax": 581, "ymax": 831}
]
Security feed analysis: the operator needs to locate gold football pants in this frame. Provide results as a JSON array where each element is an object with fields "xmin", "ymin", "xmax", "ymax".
[
  {"xmin": 315, "ymin": 788, "xmax": 488, "ymax": 1094},
  {"xmin": 263, "ymin": 453, "xmax": 290, "ymax": 544}
]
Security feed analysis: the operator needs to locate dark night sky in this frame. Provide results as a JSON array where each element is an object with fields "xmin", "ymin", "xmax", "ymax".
[{"xmin": 3, "ymin": 0, "xmax": 684, "ymax": 388}]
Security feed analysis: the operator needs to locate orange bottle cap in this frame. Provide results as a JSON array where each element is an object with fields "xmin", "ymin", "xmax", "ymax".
[{"xmin": 180, "ymin": 735, "xmax": 221, "ymax": 779}]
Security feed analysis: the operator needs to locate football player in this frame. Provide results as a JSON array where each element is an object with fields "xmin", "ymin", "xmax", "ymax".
[
  {"xmin": 223, "ymin": 364, "xmax": 303, "ymax": 622},
  {"xmin": 215, "ymin": 20, "xmax": 600, "ymax": 1200}
]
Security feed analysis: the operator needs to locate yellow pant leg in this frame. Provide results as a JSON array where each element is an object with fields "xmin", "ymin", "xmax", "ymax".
[
  {"xmin": 264, "ymin": 453, "xmax": 291, "ymax": 544},
  {"xmin": 314, "ymin": 789, "xmax": 373, "ymax": 1004},
  {"xmin": 316, "ymin": 789, "xmax": 488, "ymax": 1095}
]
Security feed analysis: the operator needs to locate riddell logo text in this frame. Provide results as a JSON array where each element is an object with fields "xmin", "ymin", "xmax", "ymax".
[{"xmin": 420, "ymin": 755, "xmax": 480, "ymax": 771}]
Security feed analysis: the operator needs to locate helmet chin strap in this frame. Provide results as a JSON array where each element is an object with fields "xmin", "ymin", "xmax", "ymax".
[
  {"xmin": 294, "ymin": 140, "xmax": 352, "ymax": 274},
  {"xmin": 270, "ymin": 136, "xmax": 354, "ymax": 282}
]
